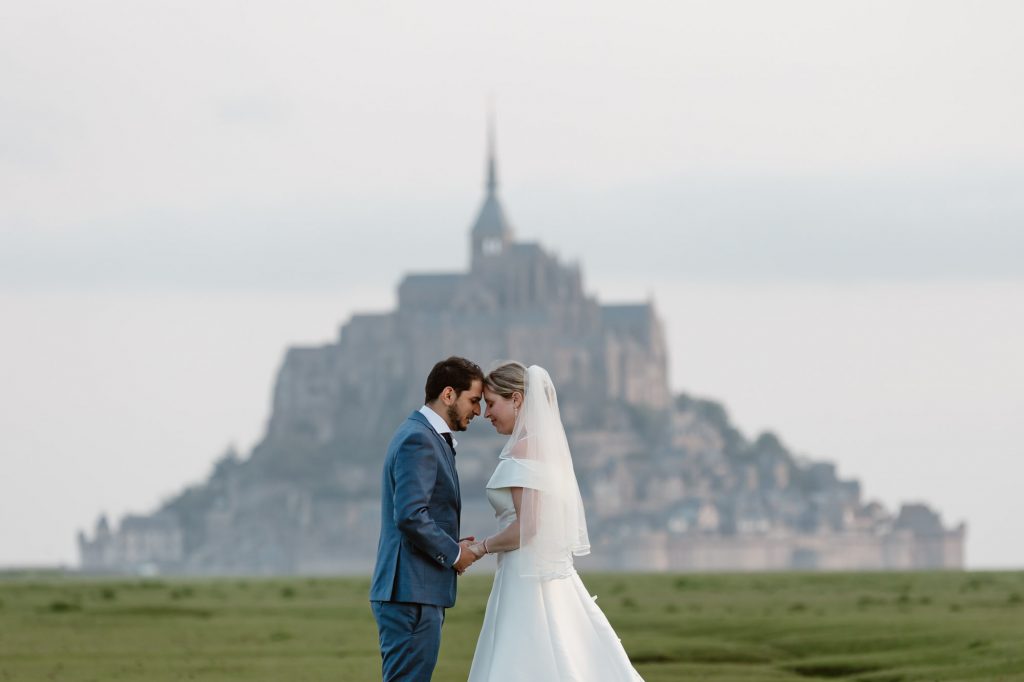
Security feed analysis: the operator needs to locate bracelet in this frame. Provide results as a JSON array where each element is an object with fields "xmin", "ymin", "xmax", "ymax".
[{"xmin": 483, "ymin": 538, "xmax": 489, "ymax": 554}]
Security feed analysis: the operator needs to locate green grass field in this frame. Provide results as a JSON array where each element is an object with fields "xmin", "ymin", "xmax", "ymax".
[{"xmin": 1, "ymin": 571, "xmax": 1022, "ymax": 681}]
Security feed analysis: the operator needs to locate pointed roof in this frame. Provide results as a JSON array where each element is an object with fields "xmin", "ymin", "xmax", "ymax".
[
  {"xmin": 486, "ymin": 112, "xmax": 498, "ymax": 194},
  {"xmin": 471, "ymin": 112, "xmax": 513, "ymax": 238}
]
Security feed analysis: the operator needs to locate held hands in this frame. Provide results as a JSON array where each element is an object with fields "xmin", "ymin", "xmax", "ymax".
[
  {"xmin": 454, "ymin": 537, "xmax": 482, "ymax": 574},
  {"xmin": 464, "ymin": 535, "xmax": 488, "ymax": 560}
]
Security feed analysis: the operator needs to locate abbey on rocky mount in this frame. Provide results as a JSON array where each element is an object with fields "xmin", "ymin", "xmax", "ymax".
[{"xmin": 79, "ymin": 131, "xmax": 964, "ymax": 575}]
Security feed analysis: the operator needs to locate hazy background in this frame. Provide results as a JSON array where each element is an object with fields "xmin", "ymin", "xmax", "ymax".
[{"xmin": 1, "ymin": 1, "xmax": 1021, "ymax": 569}]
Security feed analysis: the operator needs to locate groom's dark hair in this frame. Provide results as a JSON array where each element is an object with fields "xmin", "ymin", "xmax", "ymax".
[{"xmin": 424, "ymin": 356, "xmax": 485, "ymax": 403}]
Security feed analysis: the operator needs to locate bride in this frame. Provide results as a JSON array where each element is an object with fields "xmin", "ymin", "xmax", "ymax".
[{"xmin": 465, "ymin": 362, "xmax": 644, "ymax": 681}]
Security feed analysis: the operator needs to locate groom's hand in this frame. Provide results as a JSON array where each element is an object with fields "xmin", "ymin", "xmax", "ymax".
[{"xmin": 454, "ymin": 539, "xmax": 479, "ymax": 573}]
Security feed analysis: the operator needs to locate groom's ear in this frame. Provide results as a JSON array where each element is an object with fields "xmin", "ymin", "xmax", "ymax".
[{"xmin": 440, "ymin": 386, "xmax": 457, "ymax": 405}]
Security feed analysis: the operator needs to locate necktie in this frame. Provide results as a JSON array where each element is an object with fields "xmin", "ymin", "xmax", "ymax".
[{"xmin": 442, "ymin": 432, "xmax": 456, "ymax": 455}]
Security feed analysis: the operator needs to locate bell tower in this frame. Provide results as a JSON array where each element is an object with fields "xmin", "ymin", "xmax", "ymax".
[{"xmin": 470, "ymin": 113, "xmax": 514, "ymax": 267}]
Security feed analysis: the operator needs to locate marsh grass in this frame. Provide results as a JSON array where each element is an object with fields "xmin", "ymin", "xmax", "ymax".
[{"xmin": 1, "ymin": 571, "xmax": 1022, "ymax": 681}]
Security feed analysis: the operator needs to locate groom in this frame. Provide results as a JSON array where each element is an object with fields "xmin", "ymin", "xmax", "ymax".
[{"xmin": 369, "ymin": 356, "xmax": 486, "ymax": 681}]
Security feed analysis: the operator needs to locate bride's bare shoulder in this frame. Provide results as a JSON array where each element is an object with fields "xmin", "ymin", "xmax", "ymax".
[{"xmin": 509, "ymin": 436, "xmax": 529, "ymax": 458}]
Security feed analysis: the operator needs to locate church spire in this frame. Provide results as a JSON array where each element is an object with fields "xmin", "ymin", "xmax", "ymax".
[
  {"xmin": 470, "ymin": 105, "xmax": 514, "ymax": 266},
  {"xmin": 486, "ymin": 105, "xmax": 497, "ymax": 195}
]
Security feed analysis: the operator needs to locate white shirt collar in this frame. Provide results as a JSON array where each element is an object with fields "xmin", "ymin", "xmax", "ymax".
[{"xmin": 418, "ymin": 405, "xmax": 458, "ymax": 449}]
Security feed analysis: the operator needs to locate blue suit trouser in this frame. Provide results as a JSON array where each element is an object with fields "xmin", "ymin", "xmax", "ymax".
[{"xmin": 370, "ymin": 600, "xmax": 446, "ymax": 681}]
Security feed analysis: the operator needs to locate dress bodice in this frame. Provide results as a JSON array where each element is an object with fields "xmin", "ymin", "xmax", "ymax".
[
  {"xmin": 486, "ymin": 457, "xmax": 538, "ymax": 534},
  {"xmin": 486, "ymin": 486, "xmax": 518, "ymax": 532}
]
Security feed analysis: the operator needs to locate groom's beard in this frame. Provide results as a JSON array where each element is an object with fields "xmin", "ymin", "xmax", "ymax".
[{"xmin": 447, "ymin": 404, "xmax": 467, "ymax": 431}]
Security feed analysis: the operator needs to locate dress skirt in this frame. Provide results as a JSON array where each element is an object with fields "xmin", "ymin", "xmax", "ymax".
[{"xmin": 467, "ymin": 548, "xmax": 644, "ymax": 682}]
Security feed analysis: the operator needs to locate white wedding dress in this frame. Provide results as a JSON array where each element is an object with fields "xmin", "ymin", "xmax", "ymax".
[{"xmin": 466, "ymin": 459, "xmax": 645, "ymax": 682}]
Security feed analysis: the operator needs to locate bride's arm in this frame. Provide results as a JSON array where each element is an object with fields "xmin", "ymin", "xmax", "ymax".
[{"xmin": 473, "ymin": 487, "xmax": 523, "ymax": 554}]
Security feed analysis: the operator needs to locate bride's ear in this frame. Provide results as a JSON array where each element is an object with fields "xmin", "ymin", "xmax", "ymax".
[{"xmin": 513, "ymin": 392, "xmax": 523, "ymax": 409}]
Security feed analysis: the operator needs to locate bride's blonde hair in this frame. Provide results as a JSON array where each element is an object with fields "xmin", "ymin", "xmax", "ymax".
[{"xmin": 485, "ymin": 361, "xmax": 526, "ymax": 399}]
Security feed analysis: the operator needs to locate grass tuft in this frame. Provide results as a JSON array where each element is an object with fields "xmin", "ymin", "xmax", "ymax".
[{"xmin": 45, "ymin": 600, "xmax": 81, "ymax": 613}]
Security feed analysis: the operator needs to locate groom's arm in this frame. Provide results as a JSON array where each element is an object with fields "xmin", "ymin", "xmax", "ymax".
[{"xmin": 392, "ymin": 431, "xmax": 463, "ymax": 569}]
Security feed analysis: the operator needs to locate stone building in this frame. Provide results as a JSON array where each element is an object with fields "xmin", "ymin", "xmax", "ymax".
[{"xmin": 78, "ymin": 132, "xmax": 965, "ymax": 575}]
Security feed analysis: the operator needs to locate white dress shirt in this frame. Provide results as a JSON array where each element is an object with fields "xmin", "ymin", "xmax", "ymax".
[{"xmin": 418, "ymin": 405, "xmax": 459, "ymax": 450}]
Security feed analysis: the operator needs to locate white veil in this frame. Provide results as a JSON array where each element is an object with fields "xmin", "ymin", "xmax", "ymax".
[{"xmin": 498, "ymin": 365, "xmax": 590, "ymax": 579}]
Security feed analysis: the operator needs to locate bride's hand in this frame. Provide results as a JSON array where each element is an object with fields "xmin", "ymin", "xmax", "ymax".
[{"xmin": 468, "ymin": 542, "xmax": 486, "ymax": 558}]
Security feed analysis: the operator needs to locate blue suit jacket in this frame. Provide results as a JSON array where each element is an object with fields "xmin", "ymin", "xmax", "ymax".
[{"xmin": 370, "ymin": 410, "xmax": 462, "ymax": 608}]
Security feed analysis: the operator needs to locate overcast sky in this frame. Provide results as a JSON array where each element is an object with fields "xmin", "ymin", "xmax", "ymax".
[{"xmin": 1, "ymin": 1, "xmax": 1022, "ymax": 568}]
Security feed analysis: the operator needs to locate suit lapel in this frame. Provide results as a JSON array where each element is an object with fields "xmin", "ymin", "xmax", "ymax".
[
  {"xmin": 450, "ymin": 450, "xmax": 461, "ymax": 510},
  {"xmin": 408, "ymin": 412, "xmax": 461, "ymax": 508}
]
